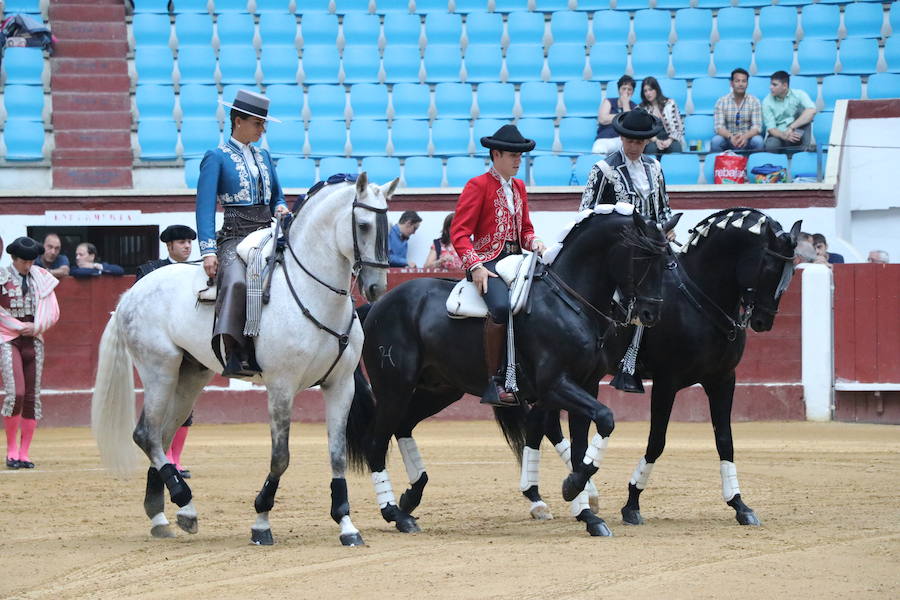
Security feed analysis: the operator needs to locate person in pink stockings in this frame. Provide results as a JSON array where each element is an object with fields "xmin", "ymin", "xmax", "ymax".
[{"xmin": 1, "ymin": 237, "xmax": 60, "ymax": 469}]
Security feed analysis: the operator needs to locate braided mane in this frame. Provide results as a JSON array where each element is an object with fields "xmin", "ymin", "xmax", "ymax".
[{"xmin": 681, "ymin": 207, "xmax": 781, "ymax": 254}]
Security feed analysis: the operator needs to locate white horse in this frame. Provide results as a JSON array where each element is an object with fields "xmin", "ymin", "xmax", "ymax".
[{"xmin": 91, "ymin": 174, "xmax": 396, "ymax": 546}]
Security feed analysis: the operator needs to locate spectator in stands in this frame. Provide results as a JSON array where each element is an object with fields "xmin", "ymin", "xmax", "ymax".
[
  {"xmin": 423, "ymin": 213, "xmax": 463, "ymax": 271},
  {"xmin": 592, "ymin": 75, "xmax": 637, "ymax": 156},
  {"xmin": 388, "ymin": 210, "xmax": 422, "ymax": 268},
  {"xmin": 867, "ymin": 250, "xmax": 889, "ymax": 264},
  {"xmin": 70, "ymin": 242, "xmax": 125, "ymax": 278},
  {"xmin": 136, "ymin": 224, "xmax": 196, "ymax": 281},
  {"xmin": 812, "ymin": 233, "xmax": 844, "ymax": 264},
  {"xmin": 763, "ymin": 71, "xmax": 816, "ymax": 154},
  {"xmin": 639, "ymin": 76, "xmax": 684, "ymax": 157},
  {"xmin": 1, "ymin": 237, "xmax": 60, "ymax": 470},
  {"xmin": 793, "ymin": 239, "xmax": 818, "ymax": 265},
  {"xmin": 711, "ymin": 68, "xmax": 764, "ymax": 153},
  {"xmin": 34, "ymin": 233, "xmax": 70, "ymax": 279}
]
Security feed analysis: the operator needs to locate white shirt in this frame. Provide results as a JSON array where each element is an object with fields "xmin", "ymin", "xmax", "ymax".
[
  {"xmin": 497, "ymin": 173, "xmax": 515, "ymax": 214},
  {"xmin": 624, "ymin": 155, "xmax": 650, "ymax": 201},
  {"xmin": 230, "ymin": 137, "xmax": 260, "ymax": 180}
]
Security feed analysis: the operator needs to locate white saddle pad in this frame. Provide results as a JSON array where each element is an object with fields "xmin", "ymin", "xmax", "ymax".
[
  {"xmin": 236, "ymin": 225, "xmax": 275, "ymax": 263},
  {"xmin": 193, "ymin": 267, "xmax": 217, "ymax": 302},
  {"xmin": 446, "ymin": 252, "xmax": 536, "ymax": 319}
]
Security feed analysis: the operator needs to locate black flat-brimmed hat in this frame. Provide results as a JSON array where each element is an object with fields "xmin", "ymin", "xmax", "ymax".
[
  {"xmin": 612, "ymin": 108, "xmax": 664, "ymax": 140},
  {"xmin": 160, "ymin": 225, "xmax": 197, "ymax": 243},
  {"xmin": 6, "ymin": 236, "xmax": 43, "ymax": 261},
  {"xmin": 220, "ymin": 89, "xmax": 281, "ymax": 123},
  {"xmin": 480, "ymin": 124, "xmax": 536, "ymax": 153}
]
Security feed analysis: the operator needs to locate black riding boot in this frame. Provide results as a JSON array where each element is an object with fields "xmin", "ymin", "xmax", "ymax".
[
  {"xmin": 480, "ymin": 319, "xmax": 517, "ymax": 408},
  {"xmin": 221, "ymin": 335, "xmax": 259, "ymax": 378},
  {"xmin": 611, "ymin": 325, "xmax": 645, "ymax": 393}
]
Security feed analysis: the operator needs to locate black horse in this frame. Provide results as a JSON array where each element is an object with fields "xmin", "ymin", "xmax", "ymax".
[
  {"xmin": 511, "ymin": 208, "xmax": 800, "ymax": 527},
  {"xmin": 346, "ymin": 208, "xmax": 670, "ymax": 536}
]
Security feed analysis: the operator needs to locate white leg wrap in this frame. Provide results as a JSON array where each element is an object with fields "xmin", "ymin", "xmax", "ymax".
[
  {"xmin": 339, "ymin": 515, "xmax": 359, "ymax": 536},
  {"xmin": 720, "ymin": 460, "xmax": 740, "ymax": 502},
  {"xmin": 150, "ymin": 512, "xmax": 169, "ymax": 527},
  {"xmin": 372, "ymin": 470, "xmax": 397, "ymax": 508},
  {"xmin": 176, "ymin": 501, "xmax": 197, "ymax": 518},
  {"xmin": 582, "ymin": 433, "xmax": 608, "ymax": 469},
  {"xmin": 585, "ymin": 478, "xmax": 599, "ymax": 497},
  {"xmin": 252, "ymin": 513, "xmax": 270, "ymax": 531},
  {"xmin": 397, "ymin": 437, "xmax": 426, "ymax": 484},
  {"xmin": 569, "ymin": 490, "xmax": 591, "ymax": 517},
  {"xmin": 554, "ymin": 438, "xmax": 573, "ymax": 471},
  {"xmin": 520, "ymin": 446, "xmax": 541, "ymax": 491},
  {"xmin": 629, "ymin": 457, "xmax": 655, "ymax": 490}
]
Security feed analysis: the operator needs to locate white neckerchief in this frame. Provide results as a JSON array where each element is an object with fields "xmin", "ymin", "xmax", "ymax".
[
  {"xmin": 497, "ymin": 173, "xmax": 515, "ymax": 214},
  {"xmin": 624, "ymin": 153, "xmax": 650, "ymax": 201},
  {"xmin": 231, "ymin": 136, "xmax": 260, "ymax": 180}
]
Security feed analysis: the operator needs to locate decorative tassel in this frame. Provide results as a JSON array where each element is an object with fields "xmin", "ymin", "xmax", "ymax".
[
  {"xmin": 748, "ymin": 215, "xmax": 766, "ymax": 235},
  {"xmin": 716, "ymin": 211, "xmax": 734, "ymax": 229},
  {"xmin": 731, "ymin": 210, "xmax": 751, "ymax": 229},
  {"xmin": 505, "ymin": 311, "xmax": 518, "ymax": 393}
]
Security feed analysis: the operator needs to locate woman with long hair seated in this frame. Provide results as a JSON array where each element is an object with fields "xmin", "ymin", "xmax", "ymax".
[
  {"xmin": 639, "ymin": 76, "xmax": 685, "ymax": 157},
  {"xmin": 423, "ymin": 213, "xmax": 462, "ymax": 271}
]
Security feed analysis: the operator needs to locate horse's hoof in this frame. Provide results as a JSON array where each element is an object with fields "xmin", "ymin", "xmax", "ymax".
[
  {"xmin": 176, "ymin": 513, "xmax": 198, "ymax": 534},
  {"xmin": 561, "ymin": 474, "xmax": 584, "ymax": 502},
  {"xmin": 530, "ymin": 502, "xmax": 553, "ymax": 521},
  {"xmin": 395, "ymin": 514, "xmax": 421, "ymax": 534},
  {"xmin": 250, "ymin": 528, "xmax": 274, "ymax": 545},
  {"xmin": 340, "ymin": 532, "xmax": 365, "ymax": 546},
  {"xmin": 736, "ymin": 510, "xmax": 761, "ymax": 526},
  {"xmin": 150, "ymin": 524, "xmax": 176, "ymax": 538},
  {"xmin": 621, "ymin": 507, "xmax": 644, "ymax": 525},
  {"xmin": 586, "ymin": 519, "xmax": 613, "ymax": 537},
  {"xmin": 589, "ymin": 495, "xmax": 601, "ymax": 515}
]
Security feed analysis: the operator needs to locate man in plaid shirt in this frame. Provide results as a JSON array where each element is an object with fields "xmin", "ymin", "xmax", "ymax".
[{"xmin": 710, "ymin": 68, "xmax": 764, "ymax": 153}]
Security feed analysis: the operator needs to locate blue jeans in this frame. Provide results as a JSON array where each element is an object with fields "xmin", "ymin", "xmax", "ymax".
[{"xmin": 710, "ymin": 134, "xmax": 764, "ymax": 153}]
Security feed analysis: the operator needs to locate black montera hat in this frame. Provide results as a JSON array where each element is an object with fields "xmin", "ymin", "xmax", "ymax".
[
  {"xmin": 6, "ymin": 236, "xmax": 44, "ymax": 261},
  {"xmin": 480, "ymin": 124, "xmax": 536, "ymax": 153},
  {"xmin": 160, "ymin": 224, "xmax": 197, "ymax": 243},
  {"xmin": 612, "ymin": 108, "xmax": 665, "ymax": 140}
]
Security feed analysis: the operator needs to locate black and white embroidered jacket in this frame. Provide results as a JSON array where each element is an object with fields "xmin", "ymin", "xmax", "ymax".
[{"xmin": 578, "ymin": 150, "xmax": 673, "ymax": 224}]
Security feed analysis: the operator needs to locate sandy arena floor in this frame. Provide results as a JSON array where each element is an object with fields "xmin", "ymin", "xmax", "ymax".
[{"xmin": 1, "ymin": 420, "xmax": 897, "ymax": 599}]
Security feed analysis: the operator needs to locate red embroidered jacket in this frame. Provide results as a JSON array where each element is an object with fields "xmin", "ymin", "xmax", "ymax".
[{"xmin": 451, "ymin": 168, "xmax": 538, "ymax": 271}]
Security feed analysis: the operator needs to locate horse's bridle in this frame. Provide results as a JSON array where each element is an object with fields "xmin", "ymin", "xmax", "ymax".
[{"xmin": 738, "ymin": 242, "xmax": 795, "ymax": 327}]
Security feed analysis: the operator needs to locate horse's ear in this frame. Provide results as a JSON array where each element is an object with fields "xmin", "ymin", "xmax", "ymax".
[
  {"xmin": 356, "ymin": 171, "xmax": 369, "ymax": 197},
  {"xmin": 789, "ymin": 220, "xmax": 802, "ymax": 244},
  {"xmin": 631, "ymin": 210, "xmax": 650, "ymax": 235},
  {"xmin": 663, "ymin": 212, "xmax": 683, "ymax": 234},
  {"xmin": 380, "ymin": 177, "xmax": 400, "ymax": 200}
]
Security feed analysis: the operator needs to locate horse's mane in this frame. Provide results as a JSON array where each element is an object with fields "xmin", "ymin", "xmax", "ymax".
[
  {"xmin": 292, "ymin": 177, "xmax": 356, "ymax": 217},
  {"xmin": 681, "ymin": 207, "xmax": 783, "ymax": 254}
]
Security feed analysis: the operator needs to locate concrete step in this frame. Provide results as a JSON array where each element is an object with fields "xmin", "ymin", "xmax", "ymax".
[
  {"xmin": 52, "ymin": 148, "xmax": 134, "ymax": 168},
  {"xmin": 54, "ymin": 130, "xmax": 132, "ymax": 150},
  {"xmin": 51, "ymin": 73, "xmax": 131, "ymax": 93},
  {"xmin": 52, "ymin": 39, "xmax": 129, "ymax": 59},
  {"xmin": 52, "ymin": 58, "xmax": 128, "ymax": 77},
  {"xmin": 53, "ymin": 167, "xmax": 133, "ymax": 189},
  {"xmin": 52, "ymin": 92, "xmax": 131, "ymax": 113},
  {"xmin": 50, "ymin": 21, "xmax": 127, "ymax": 41},
  {"xmin": 53, "ymin": 111, "xmax": 133, "ymax": 130},
  {"xmin": 49, "ymin": 4, "xmax": 127, "ymax": 21}
]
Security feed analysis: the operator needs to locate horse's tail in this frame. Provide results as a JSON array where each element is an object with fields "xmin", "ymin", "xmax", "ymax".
[
  {"xmin": 493, "ymin": 402, "xmax": 529, "ymax": 464},
  {"xmin": 345, "ymin": 365, "xmax": 375, "ymax": 474},
  {"xmin": 91, "ymin": 311, "xmax": 140, "ymax": 477}
]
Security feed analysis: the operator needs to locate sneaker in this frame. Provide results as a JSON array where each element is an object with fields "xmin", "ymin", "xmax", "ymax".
[{"xmin": 6, "ymin": 457, "xmax": 20, "ymax": 469}]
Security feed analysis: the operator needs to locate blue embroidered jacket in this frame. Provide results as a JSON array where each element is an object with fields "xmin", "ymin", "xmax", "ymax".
[{"xmin": 195, "ymin": 139, "xmax": 286, "ymax": 256}]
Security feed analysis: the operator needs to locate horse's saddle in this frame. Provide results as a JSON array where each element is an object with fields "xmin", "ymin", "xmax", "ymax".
[
  {"xmin": 194, "ymin": 224, "xmax": 277, "ymax": 304},
  {"xmin": 446, "ymin": 251, "xmax": 538, "ymax": 319}
]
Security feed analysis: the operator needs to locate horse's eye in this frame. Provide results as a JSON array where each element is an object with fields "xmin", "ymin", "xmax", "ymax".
[{"xmin": 358, "ymin": 222, "xmax": 372, "ymax": 233}]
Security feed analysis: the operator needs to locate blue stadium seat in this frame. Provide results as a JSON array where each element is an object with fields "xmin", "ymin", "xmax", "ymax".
[
  {"xmin": 319, "ymin": 157, "xmax": 360, "ymax": 178},
  {"xmin": 341, "ymin": 13, "xmax": 381, "ymax": 48},
  {"xmin": 800, "ymin": 4, "xmax": 840, "ymax": 41},
  {"xmin": 838, "ymin": 38, "xmax": 879, "ymax": 76},
  {"xmin": 660, "ymin": 153, "xmax": 700, "ymax": 184},
  {"xmin": 753, "ymin": 39, "xmax": 794, "ymax": 78},
  {"xmin": 464, "ymin": 11, "xmax": 503, "ymax": 45},
  {"xmin": 887, "ymin": 37, "xmax": 900, "ymax": 74},
  {"xmin": 547, "ymin": 43, "xmax": 586, "ymax": 82},
  {"xmin": 216, "ymin": 12, "xmax": 255, "ymax": 46},
  {"xmin": 682, "ymin": 114, "xmax": 714, "ymax": 151},
  {"xmin": 264, "ymin": 84, "xmax": 303, "ymax": 121},
  {"xmin": 656, "ymin": 78, "xmax": 687, "ymax": 111},
  {"xmin": 797, "ymin": 40, "xmax": 837, "ymax": 76},
  {"xmin": 341, "ymin": 46, "xmax": 382, "ymax": 84},
  {"xmin": 258, "ymin": 13, "xmax": 298, "ymax": 46},
  {"xmin": 446, "ymin": 156, "xmax": 487, "ymax": 186},
  {"xmin": 260, "ymin": 45, "xmax": 299, "ymax": 84},
  {"xmin": 138, "ymin": 119, "xmax": 178, "ymax": 160},
  {"xmin": 296, "ymin": 0, "xmax": 332, "ymax": 13},
  {"xmin": 591, "ymin": 10, "xmax": 630, "ymax": 45},
  {"xmin": 813, "ymin": 111, "xmax": 834, "ymax": 149},
  {"xmin": 562, "ymin": 80, "xmax": 600, "ymax": 117},
  {"xmin": 558, "ymin": 117, "xmax": 595, "ymax": 154},
  {"xmin": 350, "ymin": 83, "xmax": 389, "ymax": 119},
  {"xmin": 713, "ymin": 41, "xmax": 751, "ymax": 79},
  {"xmin": 361, "ymin": 156, "xmax": 401, "ymax": 182},
  {"xmin": 350, "ymin": 119, "xmax": 389, "ymax": 155},
  {"xmin": 506, "ymin": 11, "xmax": 546, "ymax": 46},
  {"xmin": 424, "ymin": 44, "xmax": 463, "ymax": 82},
  {"xmin": 568, "ymin": 153, "xmax": 598, "ymax": 186},
  {"xmin": 788, "ymin": 151, "xmax": 820, "ymax": 182},
  {"xmin": 175, "ymin": 13, "xmax": 214, "ymax": 46},
  {"xmin": 133, "ymin": 14, "xmax": 172, "ymax": 47},
  {"xmin": 374, "ymin": 0, "xmax": 412, "ymax": 14},
  {"xmin": 213, "ymin": 0, "xmax": 249, "ymax": 12},
  {"xmin": 382, "ymin": 46, "xmax": 422, "ymax": 83},
  {"xmin": 505, "ymin": 43, "xmax": 546, "ymax": 83},
  {"xmin": 790, "ymin": 75, "xmax": 819, "ymax": 107},
  {"xmin": 758, "ymin": 7, "xmax": 797, "ymax": 41},
  {"xmin": 307, "ymin": 85, "xmax": 346, "ymax": 120},
  {"xmin": 184, "ymin": 158, "xmax": 202, "ymax": 188},
  {"xmin": 842, "ymin": 3, "xmax": 885, "ymax": 40},
  {"xmin": 274, "ymin": 157, "xmax": 317, "ymax": 188},
  {"xmin": 633, "ymin": 10, "xmax": 672, "ymax": 44},
  {"xmin": 176, "ymin": 46, "xmax": 216, "ymax": 84},
  {"xmin": 265, "ymin": 119, "xmax": 305, "ymax": 157},
  {"xmin": 715, "ymin": 8, "xmax": 754, "ymax": 42},
  {"xmin": 674, "ymin": 8, "xmax": 712, "ymax": 43},
  {"xmin": 308, "ymin": 120, "xmax": 348, "ymax": 156},
  {"xmin": 588, "ymin": 42, "xmax": 628, "ymax": 82},
  {"xmin": 434, "ymin": 82, "xmax": 473, "ymax": 118},
  {"xmin": 255, "ymin": 0, "xmax": 294, "ymax": 13},
  {"xmin": 171, "ymin": 0, "xmax": 210, "ymax": 14},
  {"xmin": 181, "ymin": 119, "xmax": 221, "ymax": 158},
  {"xmin": 423, "ymin": 12, "xmax": 462, "ymax": 45},
  {"xmin": 415, "ymin": 0, "xmax": 451, "ymax": 13},
  {"xmin": 550, "ymin": 11, "xmax": 588, "ymax": 46},
  {"xmin": 473, "ymin": 118, "xmax": 507, "ymax": 144},
  {"xmin": 746, "ymin": 152, "xmax": 787, "ymax": 178},
  {"xmin": 614, "ymin": 0, "xmax": 650, "ymax": 11},
  {"xmin": 777, "ymin": 0, "xmax": 812, "ymax": 6},
  {"xmin": 301, "ymin": 45, "xmax": 341, "ymax": 84},
  {"xmin": 672, "ymin": 41, "xmax": 711, "ymax": 79},
  {"xmin": 533, "ymin": 0, "xmax": 573, "ymax": 11},
  {"xmin": 390, "ymin": 118, "xmax": 430, "ymax": 156},
  {"xmin": 631, "ymin": 42, "xmax": 670, "ymax": 79},
  {"xmin": 132, "ymin": 0, "xmax": 171, "ymax": 13},
  {"xmin": 689, "ymin": 77, "xmax": 728, "ymax": 114},
  {"xmin": 747, "ymin": 76, "xmax": 770, "ymax": 102},
  {"xmin": 0, "ymin": 48, "xmax": 43, "ymax": 85},
  {"xmin": 431, "ymin": 118, "xmax": 471, "ymax": 155},
  {"xmin": 494, "ymin": 0, "xmax": 531, "ymax": 12},
  {"xmin": 893, "ymin": 4, "xmax": 900, "ymax": 38},
  {"xmin": 530, "ymin": 155, "xmax": 573, "ymax": 186},
  {"xmin": 695, "ymin": 0, "xmax": 732, "ymax": 8},
  {"xmin": 453, "ymin": 0, "xmax": 487, "ymax": 13},
  {"xmin": 866, "ymin": 73, "xmax": 900, "ymax": 100},
  {"xmin": 519, "ymin": 81, "xmax": 559, "ymax": 118},
  {"xmin": 218, "ymin": 45, "xmax": 259, "ymax": 84},
  {"xmin": 516, "ymin": 117, "xmax": 555, "ymax": 155},
  {"xmin": 177, "ymin": 83, "xmax": 216, "ymax": 120},
  {"xmin": 821, "ymin": 74, "xmax": 861, "ymax": 110},
  {"xmin": 462, "ymin": 43, "xmax": 501, "ymax": 83},
  {"xmin": 383, "ymin": 13, "xmax": 421, "ymax": 46},
  {"xmin": 300, "ymin": 13, "xmax": 339, "ymax": 46},
  {"xmin": 391, "ymin": 83, "xmax": 431, "ymax": 117},
  {"xmin": 2, "ymin": 85, "xmax": 45, "ymax": 121},
  {"xmin": 476, "ymin": 82, "xmax": 515, "ymax": 118},
  {"xmin": 403, "ymin": 156, "xmax": 443, "ymax": 187},
  {"xmin": 702, "ymin": 152, "xmax": 720, "ymax": 184}
]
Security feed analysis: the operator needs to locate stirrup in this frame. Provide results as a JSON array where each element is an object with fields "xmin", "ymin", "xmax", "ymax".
[
  {"xmin": 610, "ymin": 369, "xmax": 644, "ymax": 394},
  {"xmin": 480, "ymin": 377, "xmax": 519, "ymax": 408},
  {"xmin": 222, "ymin": 354, "xmax": 260, "ymax": 378}
]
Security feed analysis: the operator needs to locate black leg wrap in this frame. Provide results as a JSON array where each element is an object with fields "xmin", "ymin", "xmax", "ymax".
[
  {"xmin": 144, "ymin": 467, "xmax": 165, "ymax": 518},
  {"xmin": 381, "ymin": 503, "xmax": 420, "ymax": 533},
  {"xmin": 398, "ymin": 472, "xmax": 428, "ymax": 515},
  {"xmin": 159, "ymin": 463, "xmax": 192, "ymax": 508},
  {"xmin": 522, "ymin": 485, "xmax": 542, "ymax": 503},
  {"xmin": 621, "ymin": 483, "xmax": 644, "ymax": 525},
  {"xmin": 575, "ymin": 509, "xmax": 613, "ymax": 537},
  {"xmin": 330, "ymin": 478, "xmax": 350, "ymax": 525},
  {"xmin": 562, "ymin": 464, "xmax": 598, "ymax": 502},
  {"xmin": 254, "ymin": 476, "xmax": 280, "ymax": 514}
]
